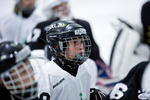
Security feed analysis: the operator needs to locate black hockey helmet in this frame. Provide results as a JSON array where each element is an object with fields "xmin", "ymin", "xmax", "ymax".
[
  {"xmin": 0, "ymin": 41, "xmax": 31, "ymax": 74},
  {"xmin": 46, "ymin": 20, "xmax": 91, "ymax": 68},
  {"xmin": 0, "ymin": 41, "xmax": 38, "ymax": 100}
]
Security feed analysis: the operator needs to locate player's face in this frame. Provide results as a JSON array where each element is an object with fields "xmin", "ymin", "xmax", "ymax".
[
  {"xmin": 52, "ymin": 2, "xmax": 69, "ymax": 17},
  {"xmin": 65, "ymin": 38, "xmax": 84, "ymax": 60},
  {"xmin": 11, "ymin": 60, "xmax": 34, "ymax": 90},
  {"xmin": 3, "ymin": 59, "xmax": 35, "ymax": 90},
  {"xmin": 0, "ymin": 59, "xmax": 38, "ymax": 99},
  {"xmin": 21, "ymin": 0, "xmax": 35, "ymax": 10}
]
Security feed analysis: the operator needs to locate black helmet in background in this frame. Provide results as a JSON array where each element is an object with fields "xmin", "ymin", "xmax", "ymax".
[{"xmin": 0, "ymin": 41, "xmax": 38, "ymax": 100}]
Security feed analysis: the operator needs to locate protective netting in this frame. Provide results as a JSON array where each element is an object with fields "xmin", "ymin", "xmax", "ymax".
[{"xmin": 1, "ymin": 60, "xmax": 38, "ymax": 100}]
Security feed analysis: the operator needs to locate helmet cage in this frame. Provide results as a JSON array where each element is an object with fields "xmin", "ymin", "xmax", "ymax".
[
  {"xmin": 46, "ymin": 21, "xmax": 91, "ymax": 68},
  {"xmin": 49, "ymin": 34, "xmax": 91, "ymax": 67},
  {"xmin": 0, "ymin": 59, "xmax": 37, "ymax": 100}
]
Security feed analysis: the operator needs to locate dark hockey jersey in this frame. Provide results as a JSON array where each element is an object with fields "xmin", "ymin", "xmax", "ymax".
[{"xmin": 106, "ymin": 61, "xmax": 149, "ymax": 100}]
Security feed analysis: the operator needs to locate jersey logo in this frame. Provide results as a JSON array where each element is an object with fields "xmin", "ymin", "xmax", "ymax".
[
  {"xmin": 47, "ymin": 22, "xmax": 66, "ymax": 31},
  {"xmin": 75, "ymin": 28, "xmax": 87, "ymax": 35},
  {"xmin": 110, "ymin": 83, "xmax": 128, "ymax": 99},
  {"xmin": 138, "ymin": 90, "xmax": 150, "ymax": 100},
  {"xmin": 80, "ymin": 93, "xmax": 87, "ymax": 100},
  {"xmin": 53, "ymin": 78, "xmax": 65, "ymax": 88}
]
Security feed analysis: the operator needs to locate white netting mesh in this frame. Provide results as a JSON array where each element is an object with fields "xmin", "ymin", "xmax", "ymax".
[
  {"xmin": 1, "ymin": 60, "xmax": 38, "ymax": 100},
  {"xmin": 60, "ymin": 35, "xmax": 91, "ymax": 63}
]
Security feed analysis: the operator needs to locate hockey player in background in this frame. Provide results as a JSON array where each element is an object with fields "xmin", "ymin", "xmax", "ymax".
[
  {"xmin": 0, "ymin": 0, "xmax": 45, "ymax": 43},
  {"xmin": 105, "ymin": 61, "xmax": 150, "ymax": 100},
  {"xmin": 0, "ymin": 41, "xmax": 43, "ymax": 100},
  {"xmin": 109, "ymin": 18, "xmax": 150, "ymax": 79},
  {"xmin": 27, "ymin": 0, "xmax": 111, "ymax": 78},
  {"xmin": 0, "ymin": 41, "xmax": 54, "ymax": 100}
]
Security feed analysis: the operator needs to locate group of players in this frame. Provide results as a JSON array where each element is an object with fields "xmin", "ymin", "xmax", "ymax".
[{"xmin": 0, "ymin": 0, "xmax": 150, "ymax": 100}]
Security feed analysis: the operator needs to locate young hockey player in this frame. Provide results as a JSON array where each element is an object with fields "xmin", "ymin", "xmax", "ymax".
[
  {"xmin": 27, "ymin": 0, "xmax": 111, "ymax": 78},
  {"xmin": 42, "ymin": 20, "xmax": 92, "ymax": 100},
  {"xmin": 0, "ymin": 41, "xmax": 39, "ymax": 99},
  {"xmin": 38, "ymin": 20, "xmax": 107, "ymax": 100},
  {"xmin": 0, "ymin": 0, "xmax": 44, "ymax": 43},
  {"xmin": 0, "ymin": 41, "xmax": 47, "ymax": 100}
]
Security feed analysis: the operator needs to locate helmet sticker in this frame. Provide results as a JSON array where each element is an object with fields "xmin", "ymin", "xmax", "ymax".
[
  {"xmin": 48, "ymin": 22, "xmax": 66, "ymax": 31},
  {"xmin": 75, "ymin": 28, "xmax": 87, "ymax": 35}
]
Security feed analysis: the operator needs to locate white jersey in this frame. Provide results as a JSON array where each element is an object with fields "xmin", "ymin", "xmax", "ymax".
[
  {"xmin": 85, "ymin": 58, "xmax": 98, "ymax": 88},
  {"xmin": 0, "ymin": 10, "xmax": 45, "ymax": 43},
  {"xmin": 37, "ymin": 60, "xmax": 92, "ymax": 100},
  {"xmin": 29, "ymin": 55, "xmax": 50, "ymax": 100}
]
